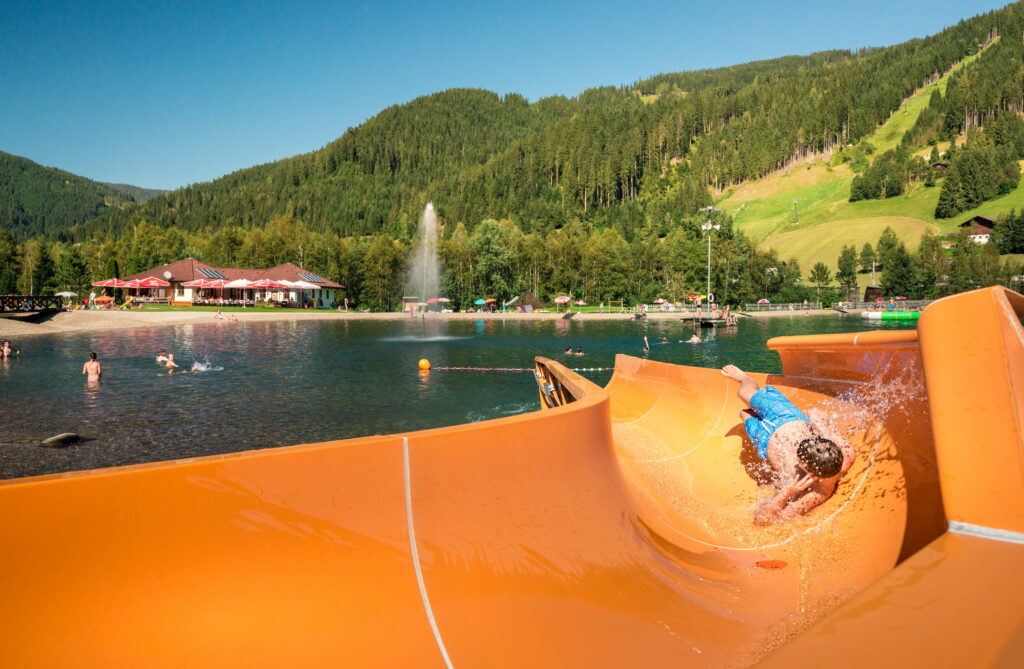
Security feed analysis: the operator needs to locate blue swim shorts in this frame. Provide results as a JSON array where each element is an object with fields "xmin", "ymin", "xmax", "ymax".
[{"xmin": 744, "ymin": 386, "xmax": 810, "ymax": 460}]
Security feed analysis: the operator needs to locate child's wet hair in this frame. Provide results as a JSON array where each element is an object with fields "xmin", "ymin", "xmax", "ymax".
[{"xmin": 797, "ymin": 436, "xmax": 843, "ymax": 478}]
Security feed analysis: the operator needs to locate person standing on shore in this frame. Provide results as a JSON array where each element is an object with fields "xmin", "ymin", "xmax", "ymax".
[{"xmin": 82, "ymin": 352, "xmax": 102, "ymax": 383}]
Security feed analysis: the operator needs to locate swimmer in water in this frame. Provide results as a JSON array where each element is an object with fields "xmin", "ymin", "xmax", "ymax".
[
  {"xmin": 661, "ymin": 337, "xmax": 669, "ymax": 344},
  {"xmin": 575, "ymin": 346, "xmax": 585, "ymax": 356},
  {"xmin": 688, "ymin": 333, "xmax": 702, "ymax": 343},
  {"xmin": 82, "ymin": 352, "xmax": 102, "ymax": 382},
  {"xmin": 165, "ymin": 353, "xmax": 179, "ymax": 369},
  {"xmin": 2, "ymin": 340, "xmax": 18, "ymax": 358},
  {"xmin": 156, "ymin": 349, "xmax": 168, "ymax": 363},
  {"xmin": 642, "ymin": 336, "xmax": 650, "ymax": 352},
  {"xmin": 565, "ymin": 346, "xmax": 573, "ymax": 354}
]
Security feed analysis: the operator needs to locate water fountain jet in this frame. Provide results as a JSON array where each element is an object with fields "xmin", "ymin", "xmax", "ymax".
[{"xmin": 405, "ymin": 203, "xmax": 442, "ymax": 312}]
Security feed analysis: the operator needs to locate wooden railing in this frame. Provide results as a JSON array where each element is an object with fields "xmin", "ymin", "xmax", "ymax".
[{"xmin": 0, "ymin": 295, "xmax": 64, "ymax": 313}]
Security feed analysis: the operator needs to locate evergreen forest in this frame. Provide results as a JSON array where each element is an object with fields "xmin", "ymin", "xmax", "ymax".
[{"xmin": 3, "ymin": 2, "xmax": 1024, "ymax": 309}]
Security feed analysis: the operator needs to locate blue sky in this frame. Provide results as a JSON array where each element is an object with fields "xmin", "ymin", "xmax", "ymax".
[{"xmin": 0, "ymin": 0, "xmax": 1009, "ymax": 189}]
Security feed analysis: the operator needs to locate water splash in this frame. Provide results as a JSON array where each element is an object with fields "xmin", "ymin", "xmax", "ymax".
[
  {"xmin": 405, "ymin": 203, "xmax": 441, "ymax": 308},
  {"xmin": 191, "ymin": 361, "xmax": 224, "ymax": 372}
]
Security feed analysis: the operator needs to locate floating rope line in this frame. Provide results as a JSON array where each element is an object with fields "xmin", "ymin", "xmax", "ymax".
[{"xmin": 429, "ymin": 366, "xmax": 613, "ymax": 373}]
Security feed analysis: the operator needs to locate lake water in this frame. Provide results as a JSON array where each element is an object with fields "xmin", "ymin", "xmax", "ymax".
[{"xmin": 0, "ymin": 314, "xmax": 916, "ymax": 479}]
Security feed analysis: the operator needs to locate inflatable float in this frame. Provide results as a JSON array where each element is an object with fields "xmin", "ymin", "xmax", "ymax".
[
  {"xmin": 861, "ymin": 309, "xmax": 920, "ymax": 320},
  {"xmin": 0, "ymin": 286, "xmax": 1021, "ymax": 666}
]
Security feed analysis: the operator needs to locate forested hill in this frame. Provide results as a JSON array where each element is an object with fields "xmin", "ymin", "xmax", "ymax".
[
  {"xmin": 0, "ymin": 151, "xmax": 135, "ymax": 240},
  {"xmin": 102, "ymin": 183, "xmax": 167, "ymax": 203},
  {"xmin": 70, "ymin": 1, "xmax": 1023, "ymax": 243}
]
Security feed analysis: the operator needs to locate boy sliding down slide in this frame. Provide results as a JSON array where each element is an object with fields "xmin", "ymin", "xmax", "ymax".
[{"xmin": 721, "ymin": 365, "xmax": 855, "ymax": 525}]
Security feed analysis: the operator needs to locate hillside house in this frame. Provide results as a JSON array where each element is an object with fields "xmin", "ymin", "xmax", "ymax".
[{"xmin": 958, "ymin": 216, "xmax": 997, "ymax": 244}]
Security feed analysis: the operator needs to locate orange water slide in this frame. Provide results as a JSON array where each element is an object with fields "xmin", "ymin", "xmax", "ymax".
[{"xmin": 1, "ymin": 287, "xmax": 1022, "ymax": 666}]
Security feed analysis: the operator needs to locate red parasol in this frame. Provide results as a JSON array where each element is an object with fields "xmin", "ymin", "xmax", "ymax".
[
  {"xmin": 249, "ymin": 279, "xmax": 289, "ymax": 289},
  {"xmin": 134, "ymin": 277, "xmax": 170, "ymax": 287},
  {"xmin": 92, "ymin": 278, "xmax": 129, "ymax": 287}
]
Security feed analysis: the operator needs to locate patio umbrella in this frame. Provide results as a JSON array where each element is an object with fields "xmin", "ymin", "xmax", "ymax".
[
  {"xmin": 895, "ymin": 296, "xmax": 907, "ymax": 300},
  {"xmin": 654, "ymin": 298, "xmax": 667, "ymax": 304},
  {"xmin": 757, "ymin": 298, "xmax": 770, "ymax": 304},
  {"xmin": 135, "ymin": 277, "xmax": 170, "ymax": 287},
  {"xmin": 875, "ymin": 297, "xmax": 886, "ymax": 302},
  {"xmin": 436, "ymin": 298, "xmax": 451, "ymax": 303},
  {"xmin": 55, "ymin": 291, "xmax": 77, "ymax": 297},
  {"xmin": 426, "ymin": 298, "xmax": 439, "ymax": 304},
  {"xmin": 92, "ymin": 278, "xmax": 129, "ymax": 288},
  {"xmin": 553, "ymin": 296, "xmax": 571, "ymax": 304},
  {"xmin": 181, "ymin": 279, "xmax": 217, "ymax": 288},
  {"xmin": 474, "ymin": 299, "xmax": 486, "ymax": 305},
  {"xmin": 575, "ymin": 300, "xmax": 587, "ymax": 306}
]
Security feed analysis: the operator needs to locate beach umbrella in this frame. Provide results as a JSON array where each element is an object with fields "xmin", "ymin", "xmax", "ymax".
[
  {"xmin": 575, "ymin": 300, "xmax": 587, "ymax": 306},
  {"xmin": 654, "ymin": 298, "xmax": 667, "ymax": 304},
  {"xmin": 484, "ymin": 298, "xmax": 497, "ymax": 303},
  {"xmin": 426, "ymin": 298, "xmax": 440, "ymax": 304},
  {"xmin": 55, "ymin": 291, "xmax": 77, "ymax": 297},
  {"xmin": 474, "ymin": 299, "xmax": 486, "ymax": 305},
  {"xmin": 437, "ymin": 297, "xmax": 451, "ymax": 303},
  {"xmin": 895, "ymin": 296, "xmax": 907, "ymax": 300},
  {"xmin": 249, "ymin": 279, "xmax": 289, "ymax": 289},
  {"xmin": 757, "ymin": 298, "xmax": 770, "ymax": 304},
  {"xmin": 134, "ymin": 277, "xmax": 170, "ymax": 287},
  {"xmin": 553, "ymin": 296, "xmax": 571, "ymax": 304},
  {"xmin": 875, "ymin": 297, "xmax": 886, "ymax": 302},
  {"xmin": 92, "ymin": 278, "xmax": 129, "ymax": 288}
]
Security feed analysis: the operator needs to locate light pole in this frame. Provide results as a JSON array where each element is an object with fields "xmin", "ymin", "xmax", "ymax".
[{"xmin": 698, "ymin": 206, "xmax": 722, "ymax": 317}]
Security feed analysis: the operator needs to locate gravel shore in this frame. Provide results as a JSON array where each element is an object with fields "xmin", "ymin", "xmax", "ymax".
[{"xmin": 0, "ymin": 307, "xmax": 844, "ymax": 338}]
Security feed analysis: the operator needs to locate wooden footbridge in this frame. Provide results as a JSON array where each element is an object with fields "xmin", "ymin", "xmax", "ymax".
[{"xmin": 0, "ymin": 295, "xmax": 64, "ymax": 313}]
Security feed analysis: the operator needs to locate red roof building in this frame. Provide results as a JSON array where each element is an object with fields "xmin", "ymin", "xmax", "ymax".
[{"xmin": 124, "ymin": 258, "xmax": 342, "ymax": 306}]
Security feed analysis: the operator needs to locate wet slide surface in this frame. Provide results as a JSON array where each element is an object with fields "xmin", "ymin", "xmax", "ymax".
[{"xmin": 1, "ymin": 287, "xmax": 1021, "ymax": 666}]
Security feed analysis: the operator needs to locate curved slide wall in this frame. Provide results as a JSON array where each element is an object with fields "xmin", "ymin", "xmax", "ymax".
[{"xmin": 1, "ymin": 288, "xmax": 1022, "ymax": 666}]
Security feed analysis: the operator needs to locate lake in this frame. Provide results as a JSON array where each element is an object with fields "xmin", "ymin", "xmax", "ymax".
[{"xmin": 0, "ymin": 314, "xmax": 916, "ymax": 479}]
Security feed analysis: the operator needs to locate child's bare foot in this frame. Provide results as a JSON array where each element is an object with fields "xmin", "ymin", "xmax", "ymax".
[{"xmin": 721, "ymin": 364, "xmax": 746, "ymax": 381}]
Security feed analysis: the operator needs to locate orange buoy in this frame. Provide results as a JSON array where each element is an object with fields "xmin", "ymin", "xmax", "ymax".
[{"xmin": 418, "ymin": 359, "xmax": 431, "ymax": 371}]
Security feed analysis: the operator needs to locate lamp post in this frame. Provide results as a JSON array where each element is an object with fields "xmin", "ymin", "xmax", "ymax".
[{"xmin": 698, "ymin": 206, "xmax": 722, "ymax": 317}]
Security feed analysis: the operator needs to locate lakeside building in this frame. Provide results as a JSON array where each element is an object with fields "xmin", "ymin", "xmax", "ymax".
[{"xmin": 125, "ymin": 258, "xmax": 342, "ymax": 307}]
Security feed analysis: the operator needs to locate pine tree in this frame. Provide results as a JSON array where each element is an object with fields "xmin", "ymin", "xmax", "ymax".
[
  {"xmin": 836, "ymin": 245, "xmax": 858, "ymax": 294},
  {"xmin": 859, "ymin": 243, "xmax": 876, "ymax": 273},
  {"xmin": 876, "ymin": 227, "xmax": 901, "ymax": 269},
  {"xmin": 880, "ymin": 243, "xmax": 915, "ymax": 297}
]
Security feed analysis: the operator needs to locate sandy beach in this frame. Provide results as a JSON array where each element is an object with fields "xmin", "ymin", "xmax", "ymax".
[{"xmin": 0, "ymin": 307, "xmax": 847, "ymax": 338}]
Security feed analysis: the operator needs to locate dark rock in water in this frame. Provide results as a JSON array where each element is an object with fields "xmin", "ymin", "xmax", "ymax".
[{"xmin": 40, "ymin": 433, "xmax": 81, "ymax": 448}]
